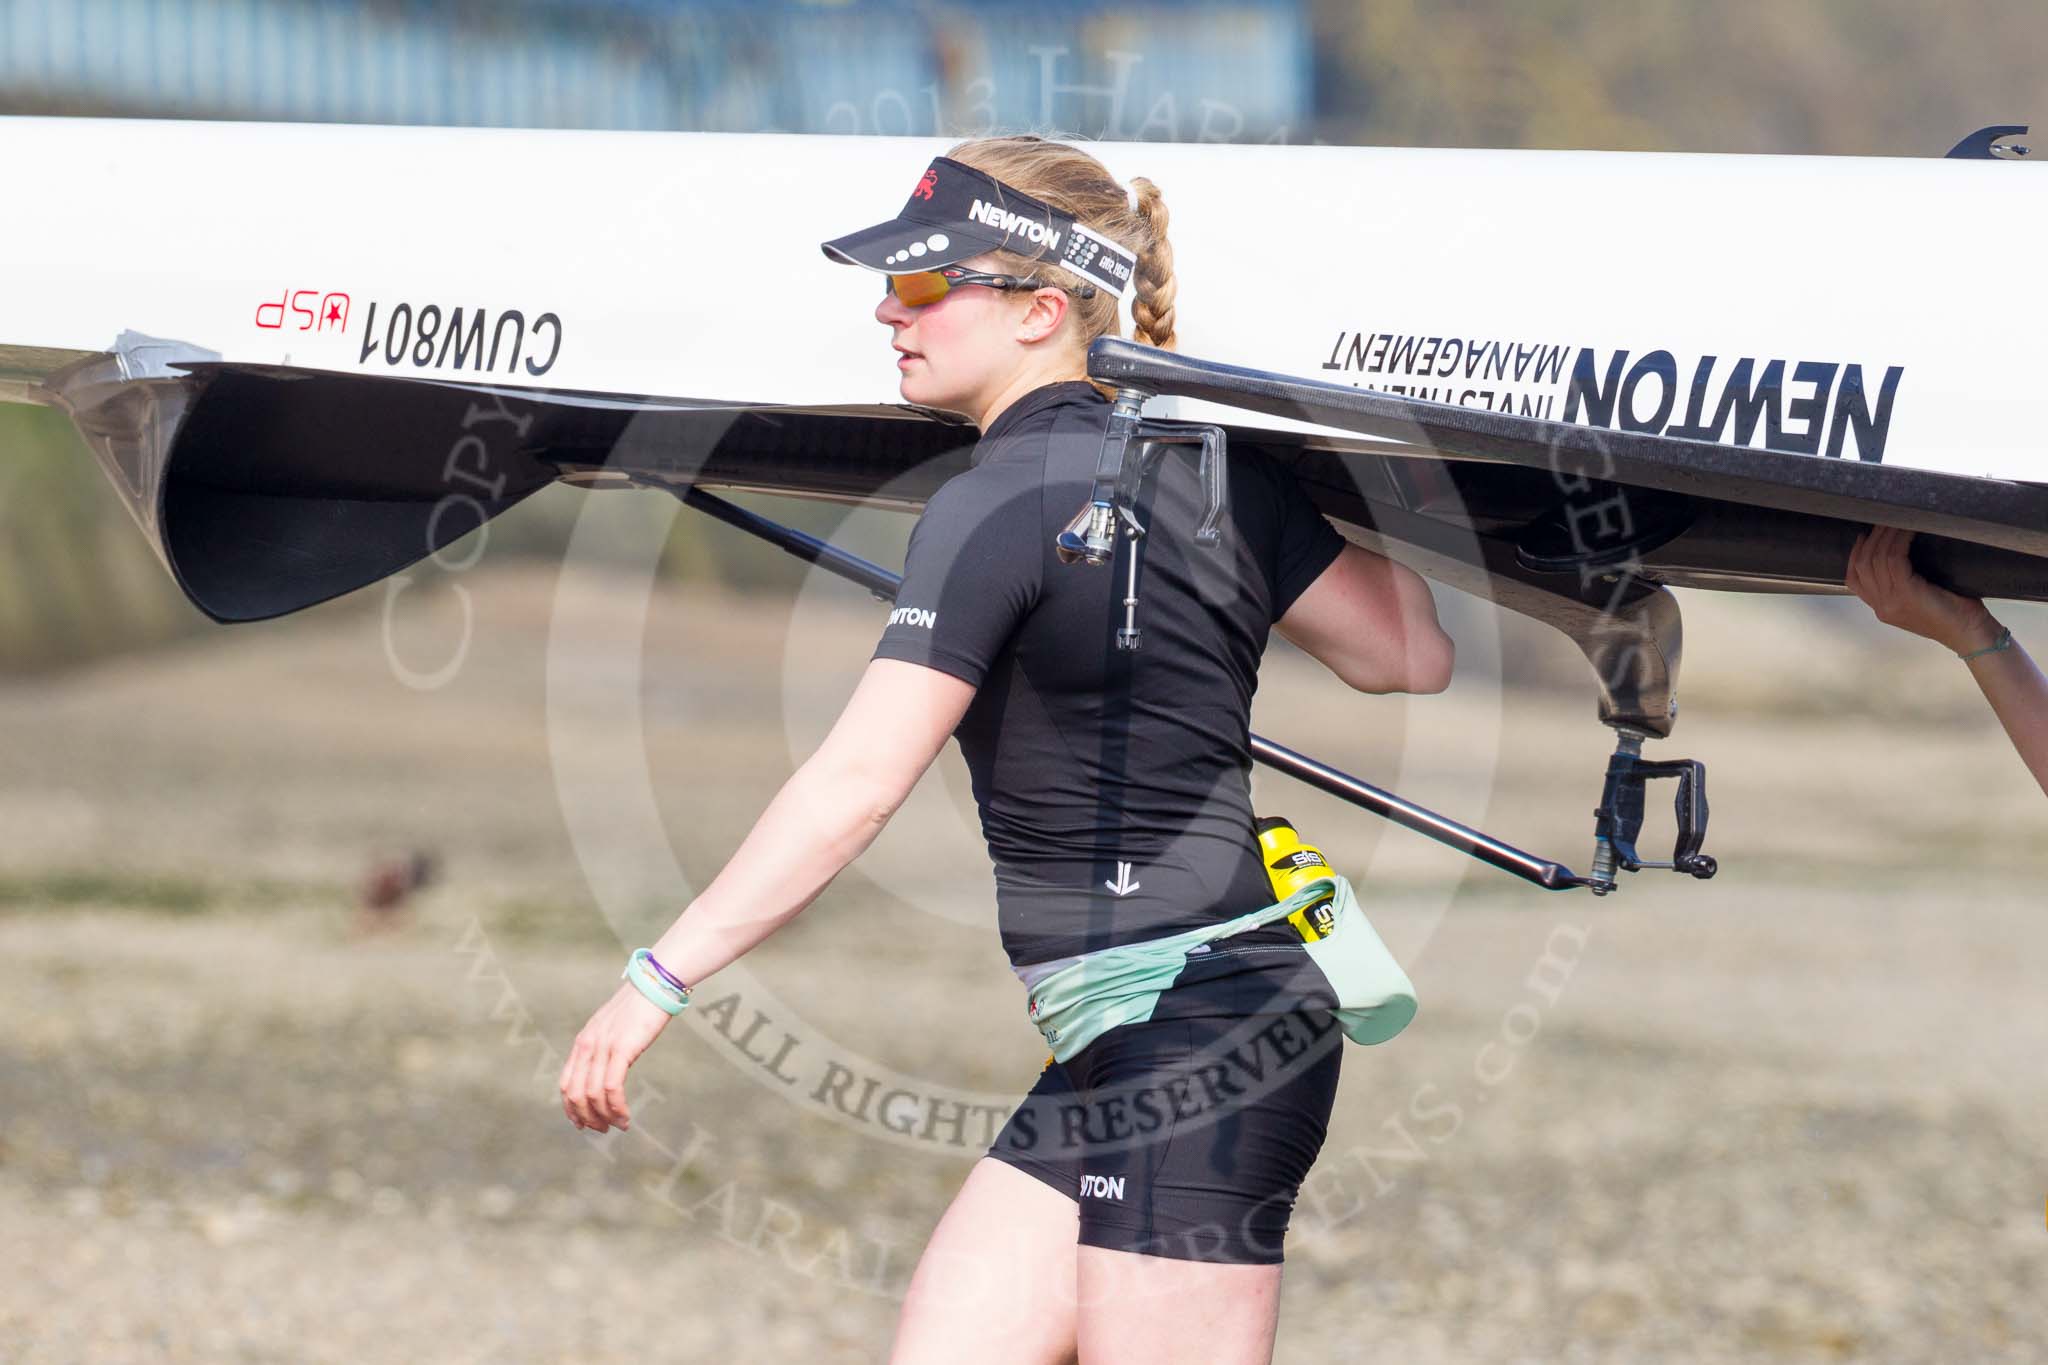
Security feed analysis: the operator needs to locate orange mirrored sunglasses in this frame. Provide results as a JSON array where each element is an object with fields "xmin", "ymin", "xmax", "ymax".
[{"xmin": 885, "ymin": 265, "xmax": 1096, "ymax": 307}]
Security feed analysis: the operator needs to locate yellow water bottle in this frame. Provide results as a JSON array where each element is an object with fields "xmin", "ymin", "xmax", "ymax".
[{"xmin": 1254, "ymin": 816, "xmax": 1339, "ymax": 942}]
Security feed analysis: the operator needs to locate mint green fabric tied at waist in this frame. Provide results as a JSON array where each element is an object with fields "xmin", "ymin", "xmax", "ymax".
[{"xmin": 1024, "ymin": 874, "xmax": 1417, "ymax": 1064}]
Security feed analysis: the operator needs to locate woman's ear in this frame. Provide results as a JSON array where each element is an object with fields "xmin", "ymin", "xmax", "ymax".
[{"xmin": 1013, "ymin": 287, "xmax": 1070, "ymax": 346}]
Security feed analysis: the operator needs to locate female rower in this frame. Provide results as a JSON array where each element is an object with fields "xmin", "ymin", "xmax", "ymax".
[{"xmin": 560, "ymin": 135, "xmax": 1455, "ymax": 1362}]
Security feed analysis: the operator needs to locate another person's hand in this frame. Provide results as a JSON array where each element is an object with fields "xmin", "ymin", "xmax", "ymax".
[
  {"xmin": 558, "ymin": 981, "xmax": 675, "ymax": 1132},
  {"xmin": 1845, "ymin": 525, "xmax": 2001, "ymax": 655}
]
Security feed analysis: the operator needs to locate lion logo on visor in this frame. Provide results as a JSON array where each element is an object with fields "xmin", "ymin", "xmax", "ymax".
[{"xmin": 914, "ymin": 168, "xmax": 938, "ymax": 201}]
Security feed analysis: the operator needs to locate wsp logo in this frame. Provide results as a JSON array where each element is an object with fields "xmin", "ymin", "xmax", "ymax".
[{"xmin": 255, "ymin": 288, "xmax": 351, "ymax": 332}]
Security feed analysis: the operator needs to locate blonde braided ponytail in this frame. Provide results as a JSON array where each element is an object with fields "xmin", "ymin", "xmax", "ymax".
[{"xmin": 1127, "ymin": 176, "xmax": 1177, "ymax": 352}]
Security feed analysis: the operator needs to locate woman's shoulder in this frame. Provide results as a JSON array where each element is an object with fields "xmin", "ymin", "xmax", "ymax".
[
  {"xmin": 920, "ymin": 446, "xmax": 1047, "ymax": 530},
  {"xmin": 977, "ymin": 381, "xmax": 1111, "ymax": 451},
  {"xmin": 968, "ymin": 385, "xmax": 1110, "ymax": 506}
]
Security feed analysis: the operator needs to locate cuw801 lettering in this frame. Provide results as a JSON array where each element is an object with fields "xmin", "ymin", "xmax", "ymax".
[{"xmin": 358, "ymin": 302, "xmax": 563, "ymax": 377}]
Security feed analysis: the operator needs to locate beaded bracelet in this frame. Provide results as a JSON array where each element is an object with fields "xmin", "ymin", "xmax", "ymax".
[
  {"xmin": 621, "ymin": 948, "xmax": 691, "ymax": 1014},
  {"xmin": 1958, "ymin": 626, "xmax": 2014, "ymax": 662}
]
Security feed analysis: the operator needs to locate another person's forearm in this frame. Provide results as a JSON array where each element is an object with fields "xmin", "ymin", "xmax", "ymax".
[
  {"xmin": 1843, "ymin": 526, "xmax": 2047, "ymax": 798},
  {"xmin": 1965, "ymin": 631, "xmax": 2048, "ymax": 797},
  {"xmin": 647, "ymin": 758, "xmax": 900, "ymax": 987}
]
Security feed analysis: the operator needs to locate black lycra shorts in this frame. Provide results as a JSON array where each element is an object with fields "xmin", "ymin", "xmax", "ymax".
[{"xmin": 985, "ymin": 966, "xmax": 1343, "ymax": 1265}]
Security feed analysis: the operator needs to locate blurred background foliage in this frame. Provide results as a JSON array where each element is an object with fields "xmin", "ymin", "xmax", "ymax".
[
  {"xmin": 1316, "ymin": 0, "xmax": 2043, "ymax": 156},
  {"xmin": 1, "ymin": 0, "xmax": 2041, "ymax": 672}
]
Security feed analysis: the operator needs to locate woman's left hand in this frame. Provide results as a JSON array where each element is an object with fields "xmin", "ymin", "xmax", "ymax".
[{"xmin": 558, "ymin": 981, "xmax": 675, "ymax": 1132}]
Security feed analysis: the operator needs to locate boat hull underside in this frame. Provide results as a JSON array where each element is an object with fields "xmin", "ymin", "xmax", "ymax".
[{"xmin": 136, "ymin": 365, "xmax": 2048, "ymax": 627}]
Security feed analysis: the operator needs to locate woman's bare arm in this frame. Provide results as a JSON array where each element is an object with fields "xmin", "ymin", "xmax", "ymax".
[
  {"xmin": 1968, "ymin": 640, "xmax": 2048, "ymax": 796},
  {"xmin": 1847, "ymin": 525, "xmax": 2048, "ymax": 797},
  {"xmin": 560, "ymin": 657, "xmax": 974, "ymax": 1131},
  {"xmin": 647, "ymin": 657, "xmax": 977, "ymax": 985},
  {"xmin": 1275, "ymin": 543, "xmax": 1455, "ymax": 694}
]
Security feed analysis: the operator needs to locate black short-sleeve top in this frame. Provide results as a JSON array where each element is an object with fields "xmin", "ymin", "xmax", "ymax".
[{"xmin": 872, "ymin": 380, "xmax": 1347, "ymax": 968}]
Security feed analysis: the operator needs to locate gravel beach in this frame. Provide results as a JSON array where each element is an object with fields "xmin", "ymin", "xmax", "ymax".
[{"xmin": 3, "ymin": 556, "xmax": 2042, "ymax": 1363}]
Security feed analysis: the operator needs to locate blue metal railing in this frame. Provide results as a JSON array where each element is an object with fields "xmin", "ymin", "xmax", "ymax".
[{"xmin": 0, "ymin": 0, "xmax": 1311, "ymax": 138}]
